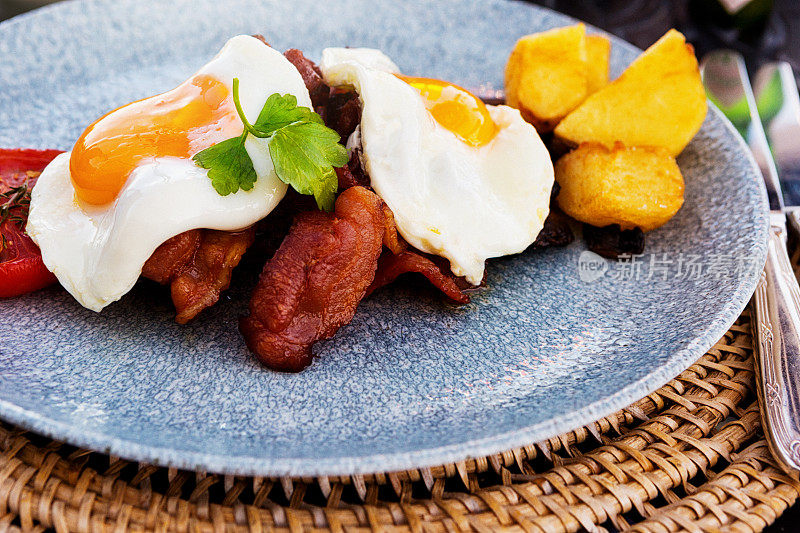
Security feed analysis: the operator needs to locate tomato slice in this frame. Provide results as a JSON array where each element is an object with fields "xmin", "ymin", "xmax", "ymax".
[{"xmin": 0, "ymin": 148, "xmax": 64, "ymax": 298}]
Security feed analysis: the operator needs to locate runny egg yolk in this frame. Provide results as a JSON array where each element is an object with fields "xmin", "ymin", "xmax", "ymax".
[
  {"xmin": 69, "ymin": 74, "xmax": 240, "ymax": 205},
  {"xmin": 399, "ymin": 76, "xmax": 497, "ymax": 147}
]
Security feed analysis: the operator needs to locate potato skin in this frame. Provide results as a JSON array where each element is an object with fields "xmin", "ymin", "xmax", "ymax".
[
  {"xmin": 554, "ymin": 29, "xmax": 707, "ymax": 156},
  {"xmin": 555, "ymin": 143, "xmax": 685, "ymax": 232},
  {"xmin": 504, "ymin": 24, "xmax": 588, "ymax": 132}
]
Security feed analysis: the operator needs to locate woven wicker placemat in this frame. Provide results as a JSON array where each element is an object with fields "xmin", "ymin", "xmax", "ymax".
[{"xmin": 3, "ymin": 308, "xmax": 800, "ymax": 531}]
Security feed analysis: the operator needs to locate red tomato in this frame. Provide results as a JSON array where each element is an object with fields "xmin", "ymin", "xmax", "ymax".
[{"xmin": 0, "ymin": 148, "xmax": 64, "ymax": 298}]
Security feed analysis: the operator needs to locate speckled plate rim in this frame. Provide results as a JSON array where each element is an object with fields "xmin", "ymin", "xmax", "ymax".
[{"xmin": 0, "ymin": 0, "xmax": 769, "ymax": 476}]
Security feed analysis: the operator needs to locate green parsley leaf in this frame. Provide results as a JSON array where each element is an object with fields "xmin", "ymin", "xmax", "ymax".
[
  {"xmin": 192, "ymin": 137, "xmax": 256, "ymax": 196},
  {"xmin": 269, "ymin": 121, "xmax": 348, "ymax": 212},
  {"xmin": 192, "ymin": 78, "xmax": 348, "ymax": 210},
  {"xmin": 254, "ymin": 93, "xmax": 321, "ymax": 133}
]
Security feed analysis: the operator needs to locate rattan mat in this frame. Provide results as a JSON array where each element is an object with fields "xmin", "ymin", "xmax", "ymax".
[{"xmin": 3, "ymin": 295, "xmax": 800, "ymax": 531}]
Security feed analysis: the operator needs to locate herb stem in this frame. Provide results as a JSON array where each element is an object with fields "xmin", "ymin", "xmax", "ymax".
[{"xmin": 232, "ymin": 78, "xmax": 273, "ymax": 139}]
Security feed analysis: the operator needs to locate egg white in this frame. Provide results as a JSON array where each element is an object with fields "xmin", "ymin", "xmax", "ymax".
[
  {"xmin": 320, "ymin": 48, "xmax": 554, "ymax": 285},
  {"xmin": 27, "ymin": 35, "xmax": 312, "ymax": 312}
]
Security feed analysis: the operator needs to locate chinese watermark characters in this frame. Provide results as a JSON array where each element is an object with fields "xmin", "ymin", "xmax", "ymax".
[{"xmin": 578, "ymin": 250, "xmax": 762, "ymax": 283}]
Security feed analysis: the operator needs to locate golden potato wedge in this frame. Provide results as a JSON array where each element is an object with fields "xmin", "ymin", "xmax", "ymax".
[
  {"xmin": 555, "ymin": 142, "xmax": 685, "ymax": 232},
  {"xmin": 554, "ymin": 29, "xmax": 707, "ymax": 156},
  {"xmin": 504, "ymin": 24, "xmax": 588, "ymax": 132},
  {"xmin": 585, "ymin": 35, "xmax": 611, "ymax": 93}
]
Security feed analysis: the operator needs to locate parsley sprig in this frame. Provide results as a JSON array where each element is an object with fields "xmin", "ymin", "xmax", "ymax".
[{"xmin": 193, "ymin": 79, "xmax": 348, "ymax": 212}]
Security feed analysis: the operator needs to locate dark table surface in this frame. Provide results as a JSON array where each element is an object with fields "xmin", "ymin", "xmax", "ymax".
[{"xmin": 2, "ymin": 0, "xmax": 799, "ymax": 530}]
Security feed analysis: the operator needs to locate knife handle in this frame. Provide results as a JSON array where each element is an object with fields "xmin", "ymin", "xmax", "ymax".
[{"xmin": 752, "ymin": 223, "xmax": 800, "ymax": 472}]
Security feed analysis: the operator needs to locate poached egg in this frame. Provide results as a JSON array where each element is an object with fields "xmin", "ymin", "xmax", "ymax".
[
  {"xmin": 27, "ymin": 35, "xmax": 312, "ymax": 311},
  {"xmin": 319, "ymin": 47, "xmax": 554, "ymax": 285}
]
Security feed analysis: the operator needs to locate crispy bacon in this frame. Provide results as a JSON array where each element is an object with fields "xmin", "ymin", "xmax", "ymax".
[
  {"xmin": 333, "ymin": 148, "xmax": 471, "ymax": 304},
  {"xmin": 367, "ymin": 250, "xmax": 472, "ymax": 304},
  {"xmin": 380, "ymin": 203, "xmax": 406, "ymax": 255},
  {"xmin": 283, "ymin": 48, "xmax": 329, "ymax": 108},
  {"xmin": 240, "ymin": 186, "xmax": 385, "ymax": 371},
  {"xmin": 142, "ymin": 230, "xmax": 200, "ymax": 284},
  {"xmin": 142, "ymin": 228, "xmax": 255, "ymax": 324},
  {"xmin": 367, "ymin": 203, "xmax": 471, "ymax": 303},
  {"xmin": 334, "ymin": 149, "xmax": 370, "ymax": 190},
  {"xmin": 324, "ymin": 90, "xmax": 362, "ymax": 140}
]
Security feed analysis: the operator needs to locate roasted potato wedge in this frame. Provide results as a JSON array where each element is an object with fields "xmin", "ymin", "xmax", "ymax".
[
  {"xmin": 555, "ymin": 142, "xmax": 685, "ymax": 232},
  {"xmin": 585, "ymin": 35, "xmax": 611, "ymax": 93},
  {"xmin": 554, "ymin": 29, "xmax": 707, "ymax": 156},
  {"xmin": 504, "ymin": 24, "xmax": 588, "ymax": 132}
]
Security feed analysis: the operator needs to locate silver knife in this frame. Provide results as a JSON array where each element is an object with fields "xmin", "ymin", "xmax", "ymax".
[
  {"xmin": 754, "ymin": 61, "xmax": 800, "ymax": 238},
  {"xmin": 703, "ymin": 50, "xmax": 800, "ymax": 473}
]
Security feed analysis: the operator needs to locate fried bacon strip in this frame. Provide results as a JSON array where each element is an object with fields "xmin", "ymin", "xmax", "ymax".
[
  {"xmin": 142, "ymin": 228, "xmax": 255, "ymax": 324},
  {"xmin": 240, "ymin": 186, "xmax": 385, "ymax": 371},
  {"xmin": 367, "ymin": 250, "xmax": 472, "ymax": 304},
  {"xmin": 380, "ymin": 203, "xmax": 406, "ymax": 255},
  {"xmin": 366, "ymin": 202, "xmax": 472, "ymax": 303},
  {"xmin": 283, "ymin": 48, "xmax": 330, "ymax": 108},
  {"xmin": 324, "ymin": 90, "xmax": 362, "ymax": 140},
  {"xmin": 335, "ymin": 149, "xmax": 471, "ymax": 303},
  {"xmin": 334, "ymin": 150, "xmax": 370, "ymax": 190}
]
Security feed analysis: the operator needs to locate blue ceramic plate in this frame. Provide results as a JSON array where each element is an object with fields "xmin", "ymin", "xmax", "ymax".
[{"xmin": 0, "ymin": 0, "xmax": 768, "ymax": 476}]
